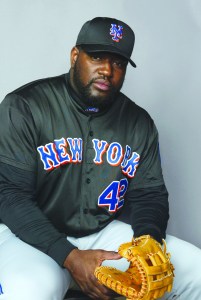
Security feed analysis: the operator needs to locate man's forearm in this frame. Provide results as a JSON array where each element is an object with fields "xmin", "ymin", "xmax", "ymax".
[
  {"xmin": 126, "ymin": 184, "xmax": 169, "ymax": 243},
  {"xmin": 0, "ymin": 162, "xmax": 76, "ymax": 266}
]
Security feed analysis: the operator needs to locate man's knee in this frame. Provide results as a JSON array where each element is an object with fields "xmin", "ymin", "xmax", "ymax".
[
  {"xmin": 2, "ymin": 260, "xmax": 70, "ymax": 300},
  {"xmin": 166, "ymin": 235, "xmax": 201, "ymax": 299}
]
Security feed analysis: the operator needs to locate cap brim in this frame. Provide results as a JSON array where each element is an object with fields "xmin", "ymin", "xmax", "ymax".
[{"xmin": 79, "ymin": 44, "xmax": 136, "ymax": 68}]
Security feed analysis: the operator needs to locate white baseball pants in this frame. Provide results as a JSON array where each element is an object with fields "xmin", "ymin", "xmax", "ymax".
[{"xmin": 0, "ymin": 221, "xmax": 201, "ymax": 300}]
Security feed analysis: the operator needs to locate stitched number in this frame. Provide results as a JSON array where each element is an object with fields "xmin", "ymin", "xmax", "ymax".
[
  {"xmin": 118, "ymin": 178, "xmax": 128, "ymax": 209},
  {"xmin": 98, "ymin": 181, "xmax": 119, "ymax": 212},
  {"xmin": 98, "ymin": 179, "xmax": 128, "ymax": 212}
]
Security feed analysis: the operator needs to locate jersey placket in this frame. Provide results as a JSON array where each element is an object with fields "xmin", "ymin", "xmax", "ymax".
[{"xmin": 80, "ymin": 115, "xmax": 95, "ymax": 228}]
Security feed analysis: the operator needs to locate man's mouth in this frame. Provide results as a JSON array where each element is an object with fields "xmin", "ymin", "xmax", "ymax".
[{"xmin": 93, "ymin": 79, "xmax": 111, "ymax": 91}]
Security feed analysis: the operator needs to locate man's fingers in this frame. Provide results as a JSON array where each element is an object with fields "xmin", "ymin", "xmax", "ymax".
[
  {"xmin": 86, "ymin": 274, "xmax": 114, "ymax": 299},
  {"xmin": 101, "ymin": 250, "xmax": 121, "ymax": 261},
  {"xmin": 64, "ymin": 249, "xmax": 121, "ymax": 299},
  {"xmin": 82, "ymin": 279, "xmax": 111, "ymax": 300}
]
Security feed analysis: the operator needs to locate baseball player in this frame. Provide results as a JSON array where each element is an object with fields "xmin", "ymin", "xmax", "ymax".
[{"xmin": 0, "ymin": 17, "xmax": 201, "ymax": 300}]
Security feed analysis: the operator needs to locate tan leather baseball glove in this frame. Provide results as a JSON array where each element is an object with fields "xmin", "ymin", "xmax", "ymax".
[{"xmin": 94, "ymin": 235, "xmax": 174, "ymax": 300}]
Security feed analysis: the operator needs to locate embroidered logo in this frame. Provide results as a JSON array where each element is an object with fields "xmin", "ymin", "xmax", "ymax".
[
  {"xmin": 85, "ymin": 107, "xmax": 99, "ymax": 113},
  {"xmin": 110, "ymin": 24, "xmax": 123, "ymax": 42},
  {"xmin": 0, "ymin": 284, "xmax": 3, "ymax": 295}
]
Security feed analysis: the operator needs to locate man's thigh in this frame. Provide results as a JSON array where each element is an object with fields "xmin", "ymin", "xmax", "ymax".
[
  {"xmin": 0, "ymin": 224, "xmax": 71, "ymax": 300},
  {"xmin": 68, "ymin": 221, "xmax": 201, "ymax": 300}
]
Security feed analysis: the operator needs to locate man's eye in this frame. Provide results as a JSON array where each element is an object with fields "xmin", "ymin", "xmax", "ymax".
[
  {"xmin": 114, "ymin": 61, "xmax": 122, "ymax": 67},
  {"xmin": 113, "ymin": 60, "xmax": 126, "ymax": 68},
  {"xmin": 91, "ymin": 54, "xmax": 102, "ymax": 61}
]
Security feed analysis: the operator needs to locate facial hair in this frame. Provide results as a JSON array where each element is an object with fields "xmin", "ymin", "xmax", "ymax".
[{"xmin": 72, "ymin": 61, "xmax": 125, "ymax": 109}]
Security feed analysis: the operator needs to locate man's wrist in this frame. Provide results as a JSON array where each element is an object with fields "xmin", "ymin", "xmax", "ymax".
[{"xmin": 63, "ymin": 248, "xmax": 79, "ymax": 270}]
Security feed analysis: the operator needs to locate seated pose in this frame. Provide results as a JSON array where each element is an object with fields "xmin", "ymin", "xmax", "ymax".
[{"xmin": 0, "ymin": 17, "xmax": 201, "ymax": 300}]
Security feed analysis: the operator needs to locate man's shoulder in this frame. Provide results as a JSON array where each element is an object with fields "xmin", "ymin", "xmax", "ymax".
[
  {"xmin": 118, "ymin": 92, "xmax": 152, "ymax": 121},
  {"xmin": 1, "ymin": 73, "xmax": 68, "ymax": 111},
  {"xmin": 8, "ymin": 73, "xmax": 67, "ymax": 99},
  {"xmin": 117, "ymin": 93, "xmax": 158, "ymax": 141},
  {"xmin": 0, "ymin": 74, "xmax": 69, "ymax": 122}
]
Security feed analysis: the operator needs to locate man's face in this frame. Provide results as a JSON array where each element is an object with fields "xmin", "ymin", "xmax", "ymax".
[{"xmin": 70, "ymin": 47, "xmax": 128, "ymax": 109}]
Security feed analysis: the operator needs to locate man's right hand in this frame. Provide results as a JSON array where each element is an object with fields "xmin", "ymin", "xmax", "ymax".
[{"xmin": 63, "ymin": 248, "xmax": 121, "ymax": 299}]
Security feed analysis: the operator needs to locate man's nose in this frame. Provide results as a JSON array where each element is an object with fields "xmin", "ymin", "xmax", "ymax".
[{"xmin": 98, "ymin": 59, "xmax": 113, "ymax": 77}]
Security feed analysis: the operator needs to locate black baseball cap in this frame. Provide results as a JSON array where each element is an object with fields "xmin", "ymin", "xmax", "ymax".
[{"xmin": 76, "ymin": 17, "xmax": 136, "ymax": 68}]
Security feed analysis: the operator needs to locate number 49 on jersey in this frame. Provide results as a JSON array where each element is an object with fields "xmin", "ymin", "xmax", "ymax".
[{"xmin": 98, "ymin": 178, "xmax": 128, "ymax": 212}]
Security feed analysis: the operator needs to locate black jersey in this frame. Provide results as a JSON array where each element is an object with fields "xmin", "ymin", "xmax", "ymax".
[{"xmin": 0, "ymin": 73, "xmax": 167, "ymax": 264}]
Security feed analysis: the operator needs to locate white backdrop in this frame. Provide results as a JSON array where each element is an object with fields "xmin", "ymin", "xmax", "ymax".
[{"xmin": 0, "ymin": 0, "xmax": 201, "ymax": 249}]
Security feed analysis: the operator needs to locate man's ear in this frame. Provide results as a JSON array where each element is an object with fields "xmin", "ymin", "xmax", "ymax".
[{"xmin": 70, "ymin": 47, "xmax": 79, "ymax": 68}]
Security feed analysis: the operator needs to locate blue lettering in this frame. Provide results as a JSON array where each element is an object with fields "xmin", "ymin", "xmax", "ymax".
[
  {"xmin": 92, "ymin": 139, "xmax": 108, "ymax": 164},
  {"xmin": 122, "ymin": 152, "xmax": 140, "ymax": 178},
  {"xmin": 37, "ymin": 143, "xmax": 60, "ymax": 170},
  {"xmin": 110, "ymin": 24, "xmax": 123, "ymax": 42},
  {"xmin": 67, "ymin": 138, "xmax": 83, "ymax": 162},
  {"xmin": 121, "ymin": 145, "xmax": 132, "ymax": 167},
  {"xmin": 54, "ymin": 138, "xmax": 71, "ymax": 164},
  {"xmin": 107, "ymin": 142, "xmax": 123, "ymax": 166}
]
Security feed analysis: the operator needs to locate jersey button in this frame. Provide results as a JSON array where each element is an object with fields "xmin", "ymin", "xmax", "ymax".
[
  {"xmin": 86, "ymin": 178, "xmax": 91, "ymax": 184},
  {"xmin": 89, "ymin": 131, "xmax": 93, "ymax": 137}
]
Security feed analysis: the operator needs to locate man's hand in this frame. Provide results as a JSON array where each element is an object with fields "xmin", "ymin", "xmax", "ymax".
[{"xmin": 64, "ymin": 248, "xmax": 121, "ymax": 299}]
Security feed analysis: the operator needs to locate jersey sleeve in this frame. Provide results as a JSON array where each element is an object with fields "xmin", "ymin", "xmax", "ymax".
[
  {"xmin": 0, "ymin": 93, "xmax": 38, "ymax": 170},
  {"xmin": 124, "ymin": 113, "xmax": 168, "ymax": 242},
  {"xmin": 128, "ymin": 117, "xmax": 165, "ymax": 191},
  {"xmin": 123, "ymin": 184, "xmax": 169, "ymax": 243},
  {"xmin": 0, "ymin": 94, "xmax": 76, "ymax": 265}
]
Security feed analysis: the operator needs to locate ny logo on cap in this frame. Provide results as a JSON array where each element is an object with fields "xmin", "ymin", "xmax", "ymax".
[{"xmin": 110, "ymin": 24, "xmax": 123, "ymax": 42}]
